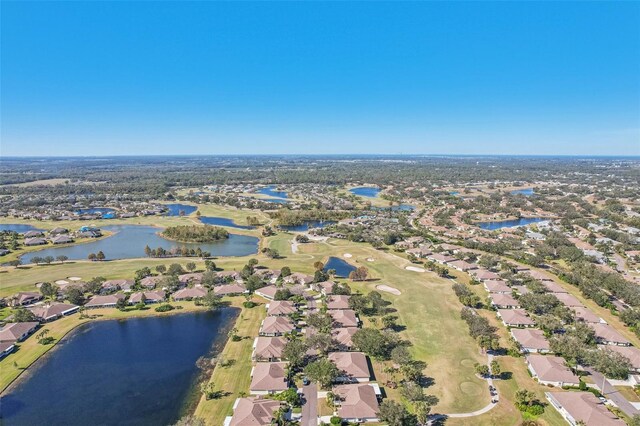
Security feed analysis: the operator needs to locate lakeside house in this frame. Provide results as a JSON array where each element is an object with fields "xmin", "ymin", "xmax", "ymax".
[
  {"xmin": 0, "ymin": 342, "xmax": 16, "ymax": 359},
  {"xmin": 546, "ymin": 391, "xmax": 625, "ymax": 426},
  {"xmin": 28, "ymin": 303, "xmax": 79, "ymax": 322},
  {"xmin": 249, "ymin": 362, "xmax": 289, "ymax": 395},
  {"xmin": 226, "ymin": 397, "xmax": 283, "ymax": 426},
  {"xmin": 85, "ymin": 294, "xmax": 126, "ymax": 308},
  {"xmin": 259, "ymin": 317, "xmax": 295, "ymax": 336},
  {"xmin": 332, "ymin": 383, "xmax": 380, "ymax": 423},
  {"xmin": 50, "ymin": 235, "xmax": 74, "ymax": 244},
  {"xmin": 328, "ymin": 309, "xmax": 360, "ymax": 328},
  {"xmin": 213, "ymin": 283, "xmax": 247, "ymax": 296},
  {"xmin": 526, "ymin": 355, "xmax": 580, "ymax": 387},
  {"xmin": 252, "ymin": 336, "xmax": 286, "ymax": 362},
  {"xmin": 329, "ymin": 352, "xmax": 371, "ymax": 383},
  {"xmin": 511, "ymin": 328, "xmax": 551, "ymax": 353},
  {"xmin": 0, "ymin": 322, "xmax": 39, "ymax": 342},
  {"xmin": 24, "ymin": 237, "xmax": 47, "ymax": 246},
  {"xmin": 172, "ymin": 287, "xmax": 207, "ymax": 301},
  {"xmin": 266, "ymin": 301, "xmax": 297, "ymax": 317},
  {"xmin": 497, "ymin": 309, "xmax": 535, "ymax": 328},
  {"xmin": 255, "ymin": 286, "xmax": 279, "ymax": 300},
  {"xmin": 129, "ymin": 291, "xmax": 166, "ymax": 304}
]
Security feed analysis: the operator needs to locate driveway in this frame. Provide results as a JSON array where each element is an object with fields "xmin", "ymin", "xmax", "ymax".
[
  {"xmin": 301, "ymin": 382, "xmax": 318, "ymax": 426},
  {"xmin": 587, "ymin": 367, "xmax": 640, "ymax": 417}
]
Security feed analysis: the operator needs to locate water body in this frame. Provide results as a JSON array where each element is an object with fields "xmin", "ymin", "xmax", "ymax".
[
  {"xmin": 22, "ymin": 225, "xmax": 259, "ymax": 261},
  {"xmin": 373, "ymin": 204, "xmax": 415, "ymax": 212},
  {"xmin": 0, "ymin": 224, "xmax": 43, "ymax": 233},
  {"xmin": 511, "ymin": 188, "xmax": 535, "ymax": 196},
  {"xmin": 76, "ymin": 208, "xmax": 116, "ymax": 216},
  {"xmin": 258, "ymin": 186, "xmax": 288, "ymax": 199},
  {"xmin": 199, "ymin": 216, "xmax": 255, "ymax": 230},
  {"xmin": 1, "ymin": 310, "xmax": 237, "ymax": 426},
  {"xmin": 280, "ymin": 220, "xmax": 335, "ymax": 232},
  {"xmin": 477, "ymin": 217, "xmax": 546, "ymax": 230},
  {"xmin": 349, "ymin": 187, "xmax": 380, "ymax": 198},
  {"xmin": 164, "ymin": 203, "xmax": 198, "ymax": 217},
  {"xmin": 324, "ymin": 256, "xmax": 356, "ymax": 278}
]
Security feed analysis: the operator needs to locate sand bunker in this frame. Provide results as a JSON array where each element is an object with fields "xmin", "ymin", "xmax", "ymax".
[
  {"xmin": 55, "ymin": 280, "xmax": 69, "ymax": 285},
  {"xmin": 68, "ymin": 277, "xmax": 82, "ymax": 281},
  {"xmin": 366, "ymin": 258, "xmax": 375, "ymax": 262},
  {"xmin": 343, "ymin": 253, "xmax": 353, "ymax": 258},
  {"xmin": 405, "ymin": 266, "xmax": 425, "ymax": 272},
  {"xmin": 376, "ymin": 285, "xmax": 401, "ymax": 295}
]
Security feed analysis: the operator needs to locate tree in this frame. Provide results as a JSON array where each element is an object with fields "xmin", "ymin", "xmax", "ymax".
[
  {"xmin": 490, "ymin": 359, "xmax": 501, "ymax": 378},
  {"xmin": 88, "ymin": 253, "xmax": 97, "ymax": 261},
  {"xmin": 204, "ymin": 259, "xmax": 216, "ymax": 271},
  {"xmin": 86, "ymin": 276, "xmax": 106, "ymax": 294},
  {"xmin": 202, "ymin": 291, "xmax": 222, "ymax": 310},
  {"xmin": 12, "ymin": 307, "xmax": 37, "ymax": 323},
  {"xmin": 400, "ymin": 381, "xmax": 425, "ymax": 402},
  {"xmin": 382, "ymin": 315, "xmax": 398, "ymax": 330},
  {"xmin": 44, "ymin": 256, "xmax": 55, "ymax": 264},
  {"xmin": 352, "ymin": 328, "xmax": 394, "ymax": 359},
  {"xmin": 349, "ymin": 266, "xmax": 369, "ymax": 281},
  {"xmin": 168, "ymin": 263, "xmax": 185, "ymax": 276},
  {"xmin": 377, "ymin": 400, "xmax": 416, "ymax": 426},
  {"xmin": 391, "ymin": 346, "xmax": 413, "ymax": 366},
  {"xmin": 155, "ymin": 264, "xmax": 167, "ymax": 274},
  {"xmin": 304, "ymin": 357, "xmax": 339, "ymax": 389},
  {"xmin": 272, "ymin": 388, "xmax": 301, "ymax": 407},
  {"xmin": 307, "ymin": 333, "xmax": 335, "ymax": 355},
  {"xmin": 475, "ymin": 363, "xmax": 490, "ymax": 376},
  {"xmin": 306, "ymin": 312, "xmax": 333, "ymax": 333},
  {"xmin": 245, "ymin": 275, "xmax": 265, "ymax": 293},
  {"xmin": 135, "ymin": 267, "xmax": 152, "ymax": 281},
  {"xmin": 96, "ymin": 251, "xmax": 106, "ymax": 261},
  {"xmin": 414, "ymin": 401, "xmax": 431, "ymax": 425},
  {"xmin": 186, "ymin": 262, "xmax": 196, "ymax": 272},
  {"xmin": 66, "ymin": 288, "xmax": 85, "ymax": 306},
  {"xmin": 283, "ymin": 339, "xmax": 307, "ymax": 369},
  {"xmin": 56, "ymin": 255, "xmax": 68, "ymax": 264},
  {"xmin": 40, "ymin": 282, "xmax": 59, "ymax": 300},
  {"xmin": 280, "ymin": 266, "xmax": 291, "ymax": 277},
  {"xmin": 30, "ymin": 256, "xmax": 43, "ymax": 265}
]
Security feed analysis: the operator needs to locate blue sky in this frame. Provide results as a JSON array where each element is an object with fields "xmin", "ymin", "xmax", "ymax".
[{"xmin": 2, "ymin": 1, "xmax": 639, "ymax": 156}]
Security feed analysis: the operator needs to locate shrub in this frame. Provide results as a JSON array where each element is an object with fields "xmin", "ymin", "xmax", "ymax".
[
  {"xmin": 155, "ymin": 304, "xmax": 175, "ymax": 312},
  {"xmin": 243, "ymin": 301, "xmax": 256, "ymax": 308}
]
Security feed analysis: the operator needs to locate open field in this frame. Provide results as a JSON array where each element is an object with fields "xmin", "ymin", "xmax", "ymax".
[{"xmin": 194, "ymin": 297, "xmax": 266, "ymax": 425}]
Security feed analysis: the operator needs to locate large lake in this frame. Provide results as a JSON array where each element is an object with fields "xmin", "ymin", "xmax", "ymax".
[
  {"xmin": 349, "ymin": 187, "xmax": 380, "ymax": 198},
  {"xmin": 164, "ymin": 203, "xmax": 198, "ymax": 216},
  {"xmin": 22, "ymin": 225, "xmax": 259, "ymax": 261},
  {"xmin": 199, "ymin": 216, "xmax": 255, "ymax": 230},
  {"xmin": 258, "ymin": 185, "xmax": 288, "ymax": 200},
  {"xmin": 1, "ymin": 310, "xmax": 237, "ymax": 426},
  {"xmin": 324, "ymin": 256, "xmax": 356, "ymax": 278},
  {"xmin": 477, "ymin": 217, "xmax": 546, "ymax": 230}
]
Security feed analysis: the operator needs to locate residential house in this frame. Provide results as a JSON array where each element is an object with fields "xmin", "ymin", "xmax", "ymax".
[
  {"xmin": 139, "ymin": 276, "xmax": 163, "ymax": 289},
  {"xmin": 172, "ymin": 287, "xmax": 207, "ymax": 301},
  {"xmin": 511, "ymin": 328, "xmax": 551, "ymax": 353},
  {"xmin": 24, "ymin": 237, "xmax": 47, "ymax": 246},
  {"xmin": 266, "ymin": 301, "xmax": 297, "ymax": 317},
  {"xmin": 252, "ymin": 336, "xmax": 286, "ymax": 362},
  {"xmin": 497, "ymin": 309, "xmax": 535, "ymax": 328},
  {"xmin": 554, "ymin": 293, "xmax": 585, "ymax": 308},
  {"xmin": 50, "ymin": 235, "xmax": 74, "ymax": 244},
  {"xmin": 326, "ymin": 295, "xmax": 351, "ymax": 310},
  {"xmin": 332, "ymin": 327, "xmax": 358, "ymax": 351},
  {"xmin": 85, "ymin": 294, "xmax": 126, "ymax": 308},
  {"xmin": 546, "ymin": 391, "xmax": 625, "ymax": 426},
  {"xmin": 28, "ymin": 303, "xmax": 79, "ymax": 322},
  {"xmin": 526, "ymin": 355, "xmax": 580, "ymax": 386},
  {"xmin": 483, "ymin": 280, "xmax": 511, "ymax": 294},
  {"xmin": 329, "ymin": 352, "xmax": 371, "ymax": 382},
  {"xmin": 592, "ymin": 323, "xmax": 631, "ymax": 346},
  {"xmin": 255, "ymin": 286, "xmax": 279, "ymax": 300},
  {"xmin": 489, "ymin": 293, "xmax": 520, "ymax": 309},
  {"xmin": 329, "ymin": 309, "xmax": 360, "ymax": 328},
  {"xmin": 0, "ymin": 322, "xmax": 39, "ymax": 342},
  {"xmin": 214, "ymin": 283, "xmax": 247, "ymax": 296},
  {"xmin": 0, "ymin": 342, "xmax": 15, "ymax": 359},
  {"xmin": 332, "ymin": 383, "xmax": 380, "ymax": 423},
  {"xmin": 259, "ymin": 317, "xmax": 295, "ymax": 336},
  {"xmin": 227, "ymin": 397, "xmax": 282, "ymax": 426},
  {"xmin": 129, "ymin": 291, "xmax": 166, "ymax": 304},
  {"xmin": 448, "ymin": 260, "xmax": 478, "ymax": 272},
  {"xmin": 600, "ymin": 345, "xmax": 640, "ymax": 372},
  {"xmin": 249, "ymin": 362, "xmax": 289, "ymax": 394},
  {"xmin": 12, "ymin": 292, "xmax": 43, "ymax": 306},
  {"xmin": 570, "ymin": 307, "xmax": 604, "ymax": 324}
]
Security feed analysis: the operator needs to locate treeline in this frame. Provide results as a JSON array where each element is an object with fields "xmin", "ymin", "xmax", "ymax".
[
  {"xmin": 270, "ymin": 208, "xmax": 349, "ymax": 226},
  {"xmin": 161, "ymin": 225, "xmax": 228, "ymax": 242},
  {"xmin": 144, "ymin": 245, "xmax": 211, "ymax": 258}
]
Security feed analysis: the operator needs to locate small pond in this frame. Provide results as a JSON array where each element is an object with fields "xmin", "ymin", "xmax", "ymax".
[
  {"xmin": 511, "ymin": 188, "xmax": 535, "ymax": 196},
  {"xmin": 324, "ymin": 256, "xmax": 357, "ymax": 278},
  {"xmin": 1, "ymin": 309, "xmax": 237, "ymax": 426},
  {"xmin": 258, "ymin": 186, "xmax": 288, "ymax": 200},
  {"xmin": 22, "ymin": 225, "xmax": 259, "ymax": 261},
  {"xmin": 163, "ymin": 204, "xmax": 198, "ymax": 217},
  {"xmin": 280, "ymin": 220, "xmax": 335, "ymax": 232},
  {"xmin": 349, "ymin": 187, "xmax": 380, "ymax": 198},
  {"xmin": 0, "ymin": 224, "xmax": 44, "ymax": 233}
]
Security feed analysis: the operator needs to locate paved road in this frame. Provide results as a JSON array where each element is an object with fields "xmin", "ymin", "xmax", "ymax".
[
  {"xmin": 587, "ymin": 367, "xmax": 640, "ymax": 418},
  {"xmin": 301, "ymin": 382, "xmax": 318, "ymax": 426}
]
